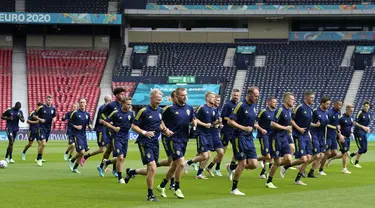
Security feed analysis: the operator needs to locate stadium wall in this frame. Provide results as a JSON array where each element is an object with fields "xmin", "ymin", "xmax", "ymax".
[
  {"xmin": 0, "ymin": 35, "xmax": 13, "ymax": 47},
  {"xmin": 248, "ymin": 20, "xmax": 289, "ymax": 39},
  {"xmin": 128, "ymin": 30, "xmax": 248, "ymax": 43},
  {"xmin": 26, "ymin": 35, "xmax": 110, "ymax": 48}
]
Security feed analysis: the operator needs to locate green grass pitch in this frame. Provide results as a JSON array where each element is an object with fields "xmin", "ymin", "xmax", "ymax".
[{"xmin": 1, "ymin": 140, "xmax": 374, "ymax": 208}]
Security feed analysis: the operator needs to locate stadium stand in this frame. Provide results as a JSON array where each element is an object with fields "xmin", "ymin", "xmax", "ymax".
[
  {"xmin": 112, "ymin": 82, "xmax": 137, "ymax": 97},
  {"xmin": 0, "ymin": 49, "xmax": 12, "ymax": 130},
  {"xmin": 241, "ymin": 41, "xmax": 352, "ymax": 110},
  {"xmin": 26, "ymin": 0, "xmax": 109, "ymax": 13},
  {"xmin": 354, "ymin": 66, "xmax": 375, "ymax": 132},
  {"xmin": 27, "ymin": 48, "xmax": 108, "ymax": 130},
  {"xmin": 0, "ymin": 0, "xmax": 15, "ymax": 12}
]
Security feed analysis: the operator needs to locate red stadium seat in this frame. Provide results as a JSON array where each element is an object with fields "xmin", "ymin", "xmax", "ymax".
[
  {"xmin": 0, "ymin": 49, "xmax": 12, "ymax": 130},
  {"xmin": 27, "ymin": 48, "xmax": 108, "ymax": 130}
]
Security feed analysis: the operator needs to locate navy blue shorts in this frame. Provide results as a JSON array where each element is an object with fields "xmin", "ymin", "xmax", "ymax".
[
  {"xmin": 326, "ymin": 136, "xmax": 338, "ymax": 150},
  {"xmin": 161, "ymin": 136, "xmax": 172, "ymax": 158},
  {"xmin": 28, "ymin": 130, "xmax": 39, "ymax": 142},
  {"xmin": 212, "ymin": 135, "xmax": 224, "ymax": 149},
  {"xmin": 294, "ymin": 135, "xmax": 312, "ymax": 158},
  {"xmin": 312, "ymin": 135, "xmax": 326, "ymax": 154},
  {"xmin": 258, "ymin": 136, "xmax": 270, "ymax": 156},
  {"xmin": 270, "ymin": 136, "xmax": 291, "ymax": 158},
  {"xmin": 6, "ymin": 129, "xmax": 17, "ymax": 141},
  {"xmin": 74, "ymin": 135, "xmax": 89, "ymax": 153},
  {"xmin": 113, "ymin": 139, "xmax": 128, "ymax": 158},
  {"xmin": 68, "ymin": 135, "xmax": 74, "ymax": 145},
  {"xmin": 38, "ymin": 128, "xmax": 50, "ymax": 142},
  {"xmin": 96, "ymin": 131, "xmax": 108, "ymax": 147},
  {"xmin": 220, "ymin": 132, "xmax": 233, "ymax": 147},
  {"xmin": 232, "ymin": 136, "xmax": 257, "ymax": 160},
  {"xmin": 337, "ymin": 137, "xmax": 350, "ymax": 154},
  {"xmin": 138, "ymin": 141, "xmax": 159, "ymax": 165},
  {"xmin": 166, "ymin": 139, "xmax": 187, "ymax": 161},
  {"xmin": 105, "ymin": 130, "xmax": 114, "ymax": 147},
  {"xmin": 197, "ymin": 134, "xmax": 213, "ymax": 153},
  {"xmin": 354, "ymin": 134, "xmax": 368, "ymax": 154}
]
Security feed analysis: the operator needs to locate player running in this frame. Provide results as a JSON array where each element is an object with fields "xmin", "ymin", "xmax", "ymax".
[
  {"xmin": 33, "ymin": 95, "xmax": 57, "ymax": 165},
  {"xmin": 2, "ymin": 102, "xmax": 24, "ymax": 163},
  {"xmin": 125, "ymin": 89, "xmax": 170, "ymax": 202},
  {"xmin": 307, "ymin": 96, "xmax": 330, "ymax": 177},
  {"xmin": 257, "ymin": 96, "xmax": 277, "ymax": 179},
  {"xmin": 156, "ymin": 87, "xmax": 196, "ymax": 199},
  {"xmin": 206, "ymin": 94, "xmax": 225, "ymax": 177},
  {"xmin": 265, "ymin": 92, "xmax": 294, "ymax": 189},
  {"xmin": 350, "ymin": 101, "xmax": 372, "ymax": 168},
  {"xmin": 227, "ymin": 86, "xmax": 261, "ymax": 195},
  {"xmin": 327, "ymin": 104, "xmax": 354, "ymax": 174},
  {"xmin": 220, "ymin": 89, "xmax": 240, "ymax": 179},
  {"xmin": 22, "ymin": 102, "xmax": 43, "ymax": 160},
  {"xmin": 319, "ymin": 99, "xmax": 342, "ymax": 173},
  {"xmin": 62, "ymin": 103, "xmax": 78, "ymax": 161},
  {"xmin": 184, "ymin": 92, "xmax": 219, "ymax": 179},
  {"xmin": 96, "ymin": 87, "xmax": 126, "ymax": 177},
  {"xmin": 101, "ymin": 97, "xmax": 133, "ymax": 183},
  {"xmin": 80, "ymin": 95, "xmax": 112, "ymax": 165},
  {"xmin": 68, "ymin": 98, "xmax": 92, "ymax": 173}
]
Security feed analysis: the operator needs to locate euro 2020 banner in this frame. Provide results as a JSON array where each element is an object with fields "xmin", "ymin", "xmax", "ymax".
[{"xmin": 132, "ymin": 84, "xmax": 221, "ymax": 106}]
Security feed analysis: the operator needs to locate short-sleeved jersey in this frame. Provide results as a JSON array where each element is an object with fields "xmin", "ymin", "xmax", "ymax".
[
  {"xmin": 35, "ymin": 105, "xmax": 56, "ymax": 130},
  {"xmin": 272, "ymin": 104, "xmax": 292, "ymax": 138},
  {"xmin": 327, "ymin": 107, "xmax": 341, "ymax": 137},
  {"xmin": 221, "ymin": 100, "xmax": 237, "ymax": 134},
  {"xmin": 195, "ymin": 104, "xmax": 218, "ymax": 135},
  {"xmin": 133, "ymin": 105, "xmax": 162, "ymax": 144},
  {"xmin": 101, "ymin": 101, "xmax": 122, "ymax": 119},
  {"xmin": 292, "ymin": 102, "xmax": 312, "ymax": 137},
  {"xmin": 311, "ymin": 107, "xmax": 329, "ymax": 137},
  {"xmin": 3, "ymin": 108, "xmax": 24, "ymax": 131},
  {"xmin": 256, "ymin": 107, "xmax": 275, "ymax": 138},
  {"xmin": 229, "ymin": 99, "xmax": 257, "ymax": 138},
  {"xmin": 107, "ymin": 109, "xmax": 134, "ymax": 139},
  {"xmin": 339, "ymin": 113, "xmax": 354, "ymax": 138},
  {"xmin": 62, "ymin": 111, "xmax": 73, "ymax": 136},
  {"xmin": 354, "ymin": 110, "xmax": 372, "ymax": 135},
  {"xmin": 212, "ymin": 107, "xmax": 221, "ymax": 136},
  {"xmin": 70, "ymin": 109, "xmax": 91, "ymax": 136},
  {"xmin": 95, "ymin": 104, "xmax": 106, "ymax": 132},
  {"xmin": 28, "ymin": 111, "xmax": 39, "ymax": 133},
  {"xmin": 162, "ymin": 103, "xmax": 195, "ymax": 142}
]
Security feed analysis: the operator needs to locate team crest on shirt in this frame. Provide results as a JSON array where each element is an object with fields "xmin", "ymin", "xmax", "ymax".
[
  {"xmin": 119, "ymin": 117, "xmax": 122, "ymax": 120},
  {"xmin": 86, "ymin": 115, "xmax": 88, "ymax": 119},
  {"xmin": 51, "ymin": 110, "xmax": 54, "ymax": 114},
  {"xmin": 79, "ymin": 115, "xmax": 81, "ymax": 118},
  {"xmin": 147, "ymin": 153, "xmax": 151, "ymax": 158},
  {"xmin": 176, "ymin": 150, "xmax": 181, "ymax": 156},
  {"xmin": 159, "ymin": 113, "xmax": 162, "ymax": 120},
  {"xmin": 149, "ymin": 115, "xmax": 153, "ymax": 119},
  {"xmin": 128, "ymin": 115, "xmax": 131, "ymax": 120},
  {"xmin": 359, "ymin": 138, "xmax": 362, "ymax": 141},
  {"xmin": 314, "ymin": 148, "xmax": 317, "ymax": 152},
  {"xmin": 186, "ymin": 109, "xmax": 190, "ymax": 116},
  {"xmin": 213, "ymin": 111, "xmax": 215, "ymax": 116},
  {"xmin": 44, "ymin": 111, "xmax": 46, "ymax": 113},
  {"xmin": 175, "ymin": 112, "xmax": 179, "ymax": 115},
  {"xmin": 245, "ymin": 111, "xmax": 248, "ymax": 114},
  {"xmin": 304, "ymin": 111, "xmax": 307, "ymax": 114},
  {"xmin": 319, "ymin": 115, "xmax": 321, "ymax": 117}
]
